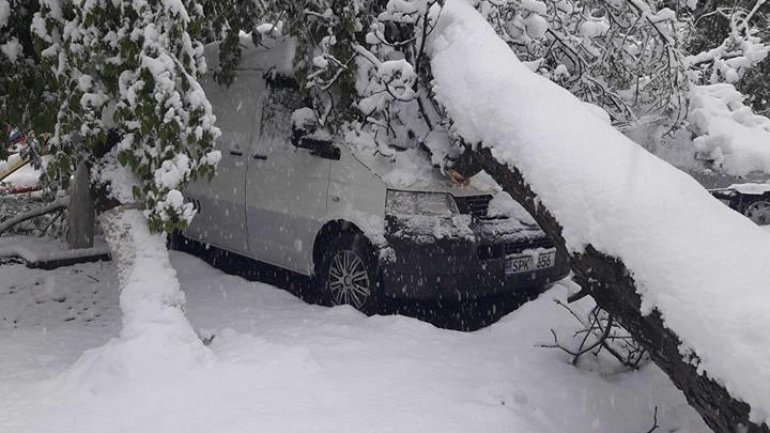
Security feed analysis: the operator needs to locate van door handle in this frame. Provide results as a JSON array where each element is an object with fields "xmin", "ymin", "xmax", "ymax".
[
  {"xmin": 253, "ymin": 154, "xmax": 268, "ymax": 160},
  {"xmin": 230, "ymin": 150, "xmax": 243, "ymax": 156}
]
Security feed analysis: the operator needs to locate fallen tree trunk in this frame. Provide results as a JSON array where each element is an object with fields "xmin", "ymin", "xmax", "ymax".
[{"xmin": 459, "ymin": 147, "xmax": 769, "ymax": 433}]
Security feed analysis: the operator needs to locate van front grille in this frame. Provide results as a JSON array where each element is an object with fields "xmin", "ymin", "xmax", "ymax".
[
  {"xmin": 454, "ymin": 195, "xmax": 493, "ymax": 218},
  {"xmin": 504, "ymin": 237, "xmax": 553, "ymax": 255},
  {"xmin": 478, "ymin": 237, "xmax": 554, "ymax": 260}
]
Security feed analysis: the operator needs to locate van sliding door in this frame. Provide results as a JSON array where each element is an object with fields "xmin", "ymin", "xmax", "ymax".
[
  {"xmin": 184, "ymin": 72, "xmax": 264, "ymax": 254},
  {"xmin": 246, "ymin": 81, "xmax": 331, "ymax": 275}
]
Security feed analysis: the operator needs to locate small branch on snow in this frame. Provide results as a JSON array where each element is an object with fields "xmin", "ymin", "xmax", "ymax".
[
  {"xmin": 38, "ymin": 209, "xmax": 64, "ymax": 237},
  {"xmin": 645, "ymin": 407, "xmax": 659, "ymax": 433},
  {"xmin": 0, "ymin": 196, "xmax": 70, "ymax": 235},
  {"xmin": 542, "ymin": 299, "xmax": 649, "ymax": 369}
]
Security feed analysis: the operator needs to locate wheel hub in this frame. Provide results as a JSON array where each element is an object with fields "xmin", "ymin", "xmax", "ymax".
[
  {"xmin": 327, "ymin": 249, "xmax": 371, "ymax": 309},
  {"xmin": 746, "ymin": 201, "xmax": 770, "ymax": 226}
]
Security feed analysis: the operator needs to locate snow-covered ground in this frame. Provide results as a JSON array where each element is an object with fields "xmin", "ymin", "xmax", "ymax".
[{"xmin": 0, "ymin": 250, "xmax": 707, "ymax": 433}]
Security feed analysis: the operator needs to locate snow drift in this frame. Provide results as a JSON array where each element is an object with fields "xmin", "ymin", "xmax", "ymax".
[
  {"xmin": 0, "ymin": 252, "xmax": 708, "ymax": 433},
  {"xmin": 428, "ymin": 0, "xmax": 770, "ymax": 423}
]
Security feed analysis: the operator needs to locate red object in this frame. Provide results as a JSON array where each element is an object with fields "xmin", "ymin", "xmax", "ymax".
[{"xmin": 0, "ymin": 184, "xmax": 39, "ymax": 194}]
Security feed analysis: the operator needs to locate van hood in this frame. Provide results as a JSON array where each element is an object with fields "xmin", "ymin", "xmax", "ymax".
[{"xmin": 350, "ymin": 146, "xmax": 496, "ymax": 197}]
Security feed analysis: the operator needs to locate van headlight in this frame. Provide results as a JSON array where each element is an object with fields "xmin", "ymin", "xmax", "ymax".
[{"xmin": 385, "ymin": 190, "xmax": 459, "ymax": 217}]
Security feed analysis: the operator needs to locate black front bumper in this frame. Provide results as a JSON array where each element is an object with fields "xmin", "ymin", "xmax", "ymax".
[{"xmin": 380, "ymin": 215, "xmax": 570, "ymax": 301}]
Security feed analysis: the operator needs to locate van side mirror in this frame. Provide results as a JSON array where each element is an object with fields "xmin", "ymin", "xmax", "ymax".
[
  {"xmin": 290, "ymin": 108, "xmax": 340, "ymax": 160},
  {"xmin": 294, "ymin": 136, "xmax": 340, "ymax": 160}
]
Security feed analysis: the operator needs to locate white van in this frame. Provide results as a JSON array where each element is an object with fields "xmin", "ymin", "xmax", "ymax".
[{"xmin": 182, "ymin": 38, "xmax": 569, "ymax": 312}]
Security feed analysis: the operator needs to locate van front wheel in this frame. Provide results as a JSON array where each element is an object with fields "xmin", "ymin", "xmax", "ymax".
[{"xmin": 317, "ymin": 233, "xmax": 381, "ymax": 314}]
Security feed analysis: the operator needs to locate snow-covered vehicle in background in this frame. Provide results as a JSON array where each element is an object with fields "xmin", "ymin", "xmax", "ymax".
[
  {"xmin": 180, "ymin": 38, "xmax": 569, "ymax": 312},
  {"xmin": 0, "ymin": 130, "xmax": 44, "ymax": 195},
  {"xmin": 710, "ymin": 183, "xmax": 770, "ymax": 225},
  {"xmin": 686, "ymin": 169, "xmax": 770, "ymax": 225}
]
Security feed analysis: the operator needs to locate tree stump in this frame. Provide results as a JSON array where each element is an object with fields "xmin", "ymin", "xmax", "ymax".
[{"xmin": 67, "ymin": 161, "xmax": 94, "ymax": 249}]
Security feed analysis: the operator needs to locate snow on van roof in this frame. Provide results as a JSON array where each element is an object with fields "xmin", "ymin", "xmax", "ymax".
[
  {"xmin": 429, "ymin": 0, "xmax": 770, "ymax": 424},
  {"xmin": 203, "ymin": 34, "xmax": 295, "ymax": 74}
]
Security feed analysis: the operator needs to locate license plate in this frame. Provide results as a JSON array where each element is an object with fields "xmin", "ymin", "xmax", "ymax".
[{"xmin": 505, "ymin": 250, "xmax": 556, "ymax": 275}]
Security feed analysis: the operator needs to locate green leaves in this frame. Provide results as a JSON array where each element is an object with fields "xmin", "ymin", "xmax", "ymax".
[
  {"xmin": 0, "ymin": 0, "xmax": 55, "ymax": 154},
  {"xmin": 35, "ymin": 0, "xmax": 220, "ymax": 233}
]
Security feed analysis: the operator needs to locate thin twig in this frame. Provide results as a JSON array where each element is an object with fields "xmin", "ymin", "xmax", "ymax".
[{"xmin": 645, "ymin": 406, "xmax": 659, "ymax": 433}]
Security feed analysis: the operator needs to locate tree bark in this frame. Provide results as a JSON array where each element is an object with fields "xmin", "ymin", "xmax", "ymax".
[
  {"xmin": 67, "ymin": 161, "xmax": 94, "ymax": 249},
  {"xmin": 460, "ymin": 147, "xmax": 770, "ymax": 433}
]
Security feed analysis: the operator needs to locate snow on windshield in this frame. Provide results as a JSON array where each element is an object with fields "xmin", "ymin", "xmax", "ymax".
[{"xmin": 428, "ymin": 0, "xmax": 770, "ymax": 423}]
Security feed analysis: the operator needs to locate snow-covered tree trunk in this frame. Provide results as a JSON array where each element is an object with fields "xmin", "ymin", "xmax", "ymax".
[
  {"xmin": 458, "ymin": 147, "xmax": 770, "ymax": 433},
  {"xmin": 98, "ymin": 206, "xmax": 204, "ymax": 352},
  {"xmin": 428, "ymin": 2, "xmax": 770, "ymax": 431}
]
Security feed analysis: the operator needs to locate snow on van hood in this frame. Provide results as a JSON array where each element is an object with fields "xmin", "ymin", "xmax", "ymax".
[{"xmin": 343, "ymin": 128, "xmax": 494, "ymax": 197}]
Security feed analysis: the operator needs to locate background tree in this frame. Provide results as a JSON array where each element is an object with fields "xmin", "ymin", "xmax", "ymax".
[
  {"xmin": 0, "ymin": 0, "xmax": 56, "ymax": 162},
  {"xmin": 686, "ymin": 0, "xmax": 769, "ymax": 115},
  {"xmin": 478, "ymin": 0, "xmax": 691, "ymax": 126}
]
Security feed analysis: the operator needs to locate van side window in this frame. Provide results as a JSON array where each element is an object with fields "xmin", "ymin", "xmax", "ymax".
[
  {"xmin": 201, "ymin": 73, "xmax": 263, "ymax": 156},
  {"xmin": 260, "ymin": 85, "xmax": 306, "ymax": 153}
]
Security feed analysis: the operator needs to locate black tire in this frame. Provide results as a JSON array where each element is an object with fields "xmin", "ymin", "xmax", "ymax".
[
  {"xmin": 167, "ymin": 230, "xmax": 185, "ymax": 251},
  {"xmin": 315, "ymin": 232, "xmax": 382, "ymax": 314},
  {"xmin": 742, "ymin": 197, "xmax": 770, "ymax": 226}
]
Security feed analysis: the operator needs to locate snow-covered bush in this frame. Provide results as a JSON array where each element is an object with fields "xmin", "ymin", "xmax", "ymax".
[
  {"xmin": 688, "ymin": 83, "xmax": 770, "ymax": 175},
  {"xmin": 680, "ymin": 0, "xmax": 770, "ymax": 175},
  {"xmin": 475, "ymin": 0, "xmax": 691, "ymax": 125},
  {"xmin": 686, "ymin": 0, "xmax": 769, "ymax": 101}
]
